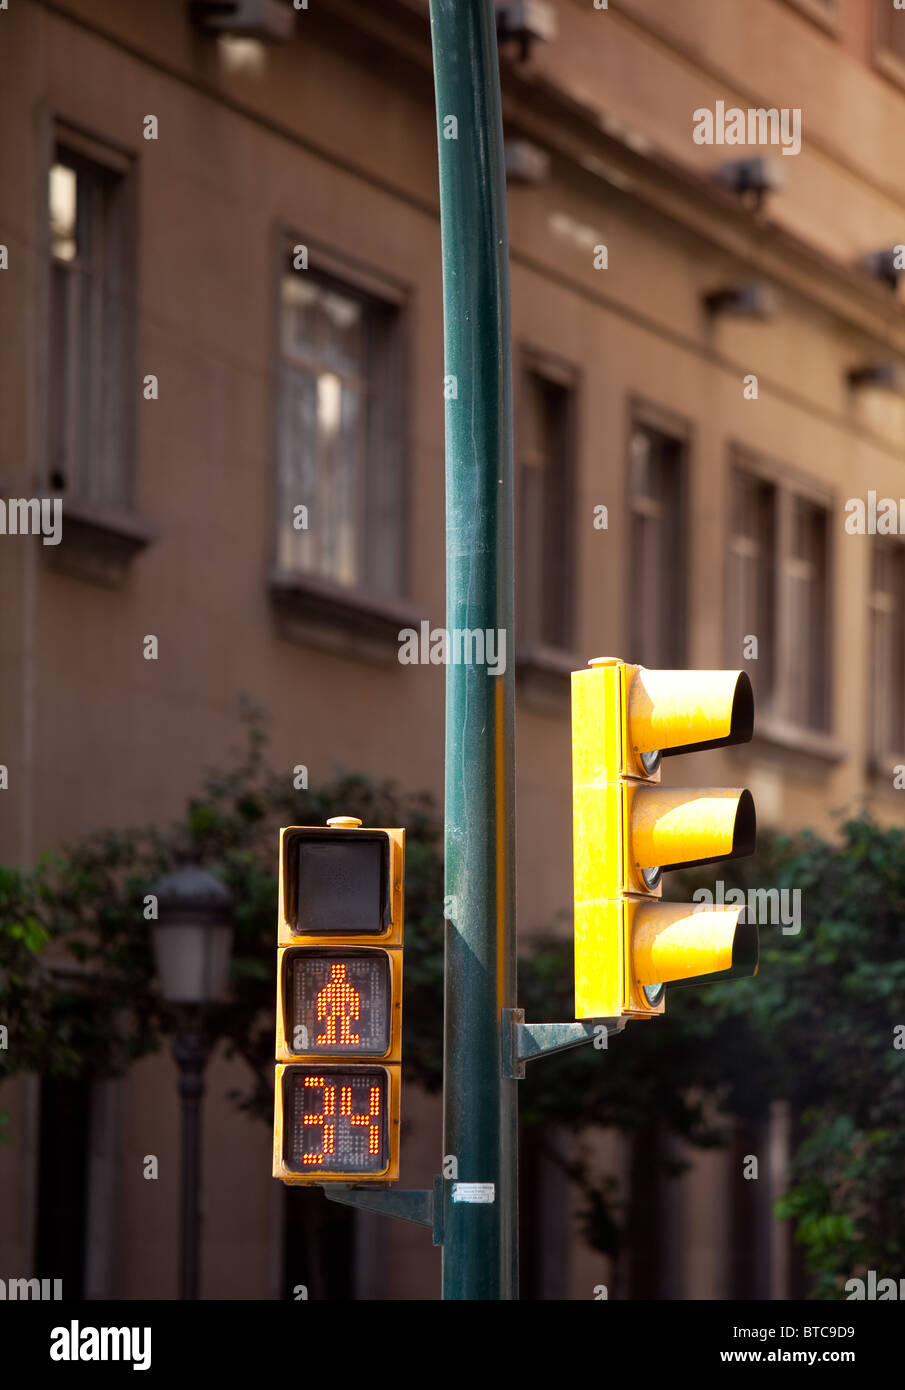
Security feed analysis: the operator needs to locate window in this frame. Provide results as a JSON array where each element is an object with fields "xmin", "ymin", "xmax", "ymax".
[
  {"xmin": 627, "ymin": 411, "xmax": 687, "ymax": 669},
  {"xmin": 874, "ymin": 2, "xmax": 905, "ymax": 86},
  {"xmin": 869, "ymin": 538, "xmax": 905, "ymax": 764},
  {"xmin": 727, "ymin": 459, "xmax": 832, "ymax": 735},
  {"xmin": 36, "ymin": 1077, "xmax": 90, "ymax": 1298},
  {"xmin": 48, "ymin": 142, "xmax": 130, "ymax": 508},
  {"xmin": 276, "ymin": 256, "xmax": 404, "ymax": 598},
  {"xmin": 786, "ymin": 494, "xmax": 830, "ymax": 730},
  {"xmin": 517, "ymin": 360, "xmax": 576, "ymax": 654},
  {"xmin": 727, "ymin": 470, "xmax": 776, "ymax": 708}
]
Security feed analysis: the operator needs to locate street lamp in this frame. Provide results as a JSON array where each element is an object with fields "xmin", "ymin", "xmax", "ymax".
[{"xmin": 150, "ymin": 865, "xmax": 234, "ymax": 1301}]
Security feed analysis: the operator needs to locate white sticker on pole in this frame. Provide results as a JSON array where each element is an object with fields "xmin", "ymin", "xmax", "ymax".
[{"xmin": 451, "ymin": 1182, "xmax": 495, "ymax": 1204}]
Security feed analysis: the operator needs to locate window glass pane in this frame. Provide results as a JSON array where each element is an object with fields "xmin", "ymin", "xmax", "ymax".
[
  {"xmin": 727, "ymin": 470, "xmax": 776, "ymax": 707},
  {"xmin": 49, "ymin": 163, "xmax": 78, "ymax": 261},
  {"xmin": 49, "ymin": 263, "xmax": 70, "ymax": 483},
  {"xmin": 517, "ymin": 369, "xmax": 575, "ymax": 650},
  {"xmin": 48, "ymin": 146, "xmax": 127, "ymax": 507},
  {"xmin": 363, "ymin": 310, "xmax": 404, "ymax": 600},
  {"xmin": 519, "ymin": 444, "xmax": 544, "ymax": 645},
  {"xmin": 636, "ymin": 497, "xmax": 663, "ymax": 666},
  {"xmin": 329, "ymin": 379, "xmax": 361, "ymax": 587},
  {"xmin": 277, "ymin": 264, "xmax": 402, "ymax": 595},
  {"xmin": 77, "ymin": 270, "xmax": 96, "ymax": 497},
  {"xmin": 540, "ymin": 383, "xmax": 572, "ymax": 647},
  {"xmin": 74, "ymin": 170, "xmax": 96, "ymax": 261},
  {"xmin": 629, "ymin": 423, "xmax": 684, "ymax": 668},
  {"xmin": 320, "ymin": 291, "xmax": 364, "ymax": 377},
  {"xmin": 100, "ymin": 266, "xmax": 127, "ymax": 509},
  {"xmin": 786, "ymin": 497, "xmax": 828, "ymax": 730},
  {"xmin": 277, "ymin": 365, "xmax": 318, "ymax": 572},
  {"xmin": 629, "ymin": 430, "xmax": 652, "ymax": 501},
  {"xmin": 870, "ymin": 540, "xmax": 905, "ymax": 758},
  {"xmin": 281, "ymin": 275, "xmax": 318, "ymax": 357}
]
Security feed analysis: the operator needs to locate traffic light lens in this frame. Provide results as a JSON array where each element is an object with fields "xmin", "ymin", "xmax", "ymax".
[
  {"xmin": 287, "ymin": 950, "xmax": 391, "ymax": 1055},
  {"xmin": 292, "ymin": 835, "xmax": 388, "ymax": 934},
  {"xmin": 283, "ymin": 1068, "xmax": 388, "ymax": 1174},
  {"xmin": 643, "ymin": 982, "xmax": 665, "ymax": 1005}
]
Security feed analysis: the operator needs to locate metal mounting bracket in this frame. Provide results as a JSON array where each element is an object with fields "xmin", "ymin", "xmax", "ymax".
[
  {"xmin": 501, "ymin": 1007, "xmax": 625, "ymax": 1079},
  {"xmin": 324, "ymin": 1174, "xmax": 445, "ymax": 1245}
]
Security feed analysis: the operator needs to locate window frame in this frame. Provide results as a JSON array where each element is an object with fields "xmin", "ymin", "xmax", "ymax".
[
  {"xmin": 515, "ymin": 342, "xmax": 580, "ymax": 663},
  {"xmin": 868, "ymin": 534, "xmax": 905, "ymax": 770},
  {"xmin": 271, "ymin": 229, "xmax": 411, "ymax": 605},
  {"xmin": 45, "ymin": 119, "xmax": 137, "ymax": 513},
  {"xmin": 873, "ymin": 0, "xmax": 905, "ymax": 91},
  {"xmin": 725, "ymin": 445, "xmax": 837, "ymax": 744},
  {"xmin": 725, "ymin": 464, "xmax": 778, "ymax": 714},
  {"xmin": 624, "ymin": 396, "xmax": 691, "ymax": 671},
  {"xmin": 269, "ymin": 229, "xmax": 422, "ymax": 662}
]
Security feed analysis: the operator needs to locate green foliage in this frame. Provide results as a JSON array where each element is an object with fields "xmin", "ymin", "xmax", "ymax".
[
  {"xmin": 0, "ymin": 702, "xmax": 445, "ymax": 1115},
  {"xmin": 652, "ymin": 819, "xmax": 905, "ymax": 1296},
  {"xmin": 0, "ymin": 863, "xmax": 57, "ymax": 1083},
  {"xmin": 517, "ymin": 817, "xmax": 905, "ymax": 1290},
  {"xmin": 2, "ymin": 703, "xmax": 903, "ymax": 1296}
]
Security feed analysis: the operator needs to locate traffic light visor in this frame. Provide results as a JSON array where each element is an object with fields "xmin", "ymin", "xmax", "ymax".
[
  {"xmin": 628, "ymin": 669, "xmax": 754, "ymax": 761},
  {"xmin": 632, "ymin": 902, "xmax": 759, "ymax": 989},
  {"xmin": 629, "ymin": 786, "xmax": 756, "ymax": 876},
  {"xmin": 284, "ymin": 830, "xmax": 390, "ymax": 935}
]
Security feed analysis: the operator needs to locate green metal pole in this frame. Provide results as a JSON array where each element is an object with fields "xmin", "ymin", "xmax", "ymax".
[{"xmin": 428, "ymin": 0, "xmax": 518, "ymax": 1300}]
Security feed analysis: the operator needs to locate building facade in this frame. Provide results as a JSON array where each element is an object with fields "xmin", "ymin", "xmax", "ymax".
[{"xmin": 1, "ymin": 0, "xmax": 904, "ymax": 1299}]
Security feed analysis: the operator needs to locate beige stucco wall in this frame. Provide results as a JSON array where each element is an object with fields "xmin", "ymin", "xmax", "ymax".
[{"xmin": 1, "ymin": 0, "xmax": 904, "ymax": 1299}]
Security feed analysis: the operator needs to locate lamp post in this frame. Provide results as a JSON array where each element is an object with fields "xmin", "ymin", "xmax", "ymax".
[{"xmin": 150, "ymin": 865, "xmax": 234, "ymax": 1301}]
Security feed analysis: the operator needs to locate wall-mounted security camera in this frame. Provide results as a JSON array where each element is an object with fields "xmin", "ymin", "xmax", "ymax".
[
  {"xmin": 859, "ymin": 248, "xmax": 904, "ymax": 291},
  {"xmin": 716, "ymin": 157, "xmax": 786, "ymax": 211},
  {"xmin": 189, "ymin": 0, "xmax": 294, "ymax": 42},
  {"xmin": 496, "ymin": 1, "xmax": 558, "ymax": 61},
  {"xmin": 703, "ymin": 282, "xmax": 780, "ymax": 320},
  {"xmin": 847, "ymin": 361, "xmax": 904, "ymax": 393}
]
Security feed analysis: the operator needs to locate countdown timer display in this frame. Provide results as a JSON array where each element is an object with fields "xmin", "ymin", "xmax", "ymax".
[
  {"xmin": 283, "ymin": 1068, "xmax": 388, "ymax": 1175},
  {"xmin": 288, "ymin": 951, "xmax": 390, "ymax": 1056}
]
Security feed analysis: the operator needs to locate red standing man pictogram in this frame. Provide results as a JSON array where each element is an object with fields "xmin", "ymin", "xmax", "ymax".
[{"xmin": 316, "ymin": 962, "xmax": 362, "ymax": 1046}]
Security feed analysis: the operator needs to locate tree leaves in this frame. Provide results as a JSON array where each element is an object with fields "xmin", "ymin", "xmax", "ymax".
[{"xmin": 2, "ymin": 703, "xmax": 902, "ymax": 1296}]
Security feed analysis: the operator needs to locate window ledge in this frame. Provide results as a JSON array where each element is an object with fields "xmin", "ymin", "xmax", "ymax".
[
  {"xmin": 750, "ymin": 717, "xmax": 846, "ymax": 764},
  {"xmin": 516, "ymin": 643, "xmax": 579, "ymax": 714},
  {"xmin": 781, "ymin": 0, "xmax": 839, "ymax": 38},
  {"xmin": 45, "ymin": 497, "xmax": 155, "ymax": 587},
  {"xmin": 269, "ymin": 570, "xmax": 426, "ymax": 667}
]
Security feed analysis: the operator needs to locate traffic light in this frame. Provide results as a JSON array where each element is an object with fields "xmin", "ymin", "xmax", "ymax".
[
  {"xmin": 273, "ymin": 816, "xmax": 404, "ymax": 1185},
  {"xmin": 571, "ymin": 658, "xmax": 757, "ymax": 1021}
]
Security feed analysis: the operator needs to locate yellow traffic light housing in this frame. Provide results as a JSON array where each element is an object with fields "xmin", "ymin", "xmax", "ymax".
[
  {"xmin": 273, "ymin": 817, "xmax": 404, "ymax": 1185},
  {"xmin": 572, "ymin": 658, "xmax": 757, "ymax": 1020}
]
